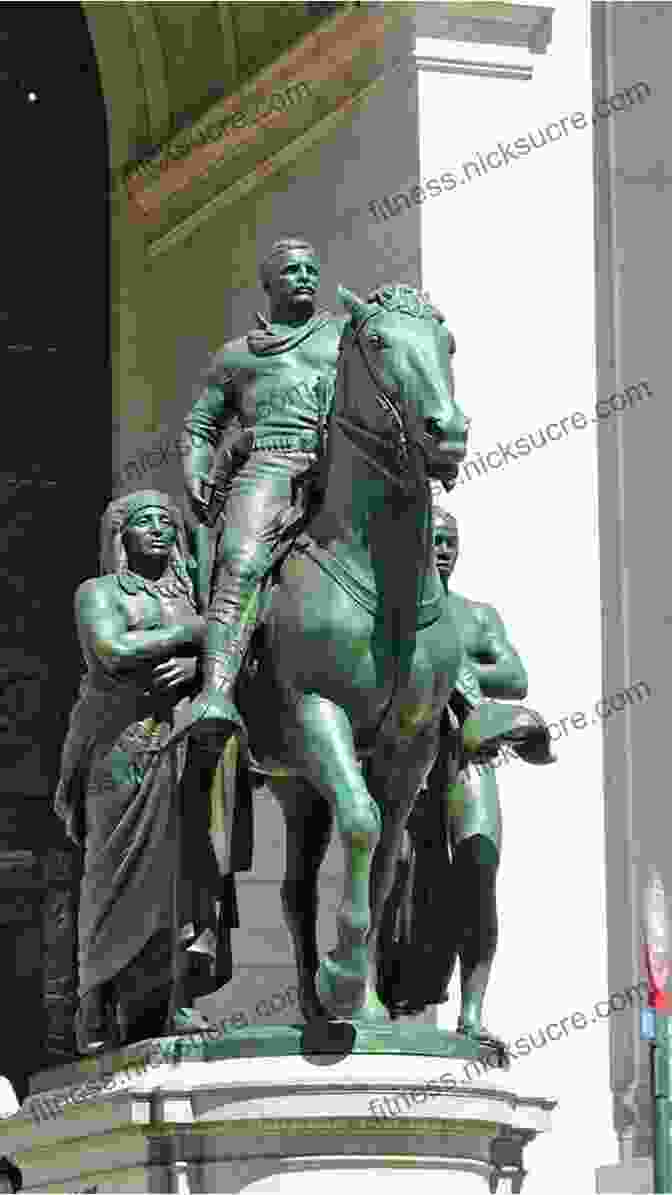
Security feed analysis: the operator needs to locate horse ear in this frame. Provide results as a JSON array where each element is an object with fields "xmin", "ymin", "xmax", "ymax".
[{"xmin": 338, "ymin": 285, "xmax": 368, "ymax": 325}]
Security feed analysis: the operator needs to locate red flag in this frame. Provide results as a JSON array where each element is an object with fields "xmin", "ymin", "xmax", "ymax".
[{"xmin": 643, "ymin": 868, "xmax": 671, "ymax": 1005}]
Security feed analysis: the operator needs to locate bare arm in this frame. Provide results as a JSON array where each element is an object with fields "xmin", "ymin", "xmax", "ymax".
[
  {"xmin": 76, "ymin": 580, "xmax": 205, "ymax": 675},
  {"xmin": 469, "ymin": 603, "xmax": 528, "ymax": 700}
]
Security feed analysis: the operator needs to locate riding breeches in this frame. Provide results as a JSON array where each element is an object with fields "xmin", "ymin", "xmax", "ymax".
[{"xmin": 210, "ymin": 449, "xmax": 316, "ymax": 626}]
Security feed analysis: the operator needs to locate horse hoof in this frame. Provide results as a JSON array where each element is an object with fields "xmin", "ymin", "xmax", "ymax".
[
  {"xmin": 302, "ymin": 1018, "xmax": 357, "ymax": 1057},
  {"xmin": 316, "ymin": 957, "xmax": 367, "ymax": 1019}
]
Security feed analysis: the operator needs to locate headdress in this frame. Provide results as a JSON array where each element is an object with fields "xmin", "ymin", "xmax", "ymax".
[{"xmin": 98, "ymin": 489, "xmax": 196, "ymax": 606}]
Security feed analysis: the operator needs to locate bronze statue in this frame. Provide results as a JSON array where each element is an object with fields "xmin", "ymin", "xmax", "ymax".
[
  {"xmin": 180, "ymin": 237, "xmax": 348, "ymax": 746},
  {"xmin": 379, "ymin": 505, "xmax": 553, "ymax": 1045},
  {"xmin": 178, "ymin": 280, "xmax": 470, "ymax": 1023},
  {"xmin": 54, "ymin": 491, "xmax": 230, "ymax": 1053}
]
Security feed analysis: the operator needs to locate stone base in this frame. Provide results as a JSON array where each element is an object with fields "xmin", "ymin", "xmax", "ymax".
[
  {"xmin": 596, "ymin": 1158, "xmax": 653, "ymax": 1193},
  {"xmin": 1, "ymin": 1025, "xmax": 555, "ymax": 1193}
]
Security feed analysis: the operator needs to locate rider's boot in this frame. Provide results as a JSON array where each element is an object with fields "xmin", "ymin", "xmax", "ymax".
[{"xmin": 188, "ymin": 579, "xmax": 258, "ymax": 748}]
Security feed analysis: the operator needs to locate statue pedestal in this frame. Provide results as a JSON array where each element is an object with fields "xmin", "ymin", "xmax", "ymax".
[{"xmin": 2, "ymin": 1026, "xmax": 555, "ymax": 1193}]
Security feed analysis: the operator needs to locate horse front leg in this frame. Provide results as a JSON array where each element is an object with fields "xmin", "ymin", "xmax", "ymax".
[
  {"xmin": 364, "ymin": 723, "xmax": 442, "ymax": 1015},
  {"xmin": 266, "ymin": 776, "xmax": 334, "ymax": 1022},
  {"xmin": 290, "ymin": 695, "xmax": 381, "ymax": 1019}
]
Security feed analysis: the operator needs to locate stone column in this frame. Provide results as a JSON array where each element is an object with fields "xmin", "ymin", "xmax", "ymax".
[{"xmin": 591, "ymin": 4, "xmax": 672, "ymax": 1192}]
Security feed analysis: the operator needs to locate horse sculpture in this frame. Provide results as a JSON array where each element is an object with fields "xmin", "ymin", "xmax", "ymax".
[{"xmin": 212, "ymin": 283, "xmax": 467, "ymax": 1023}]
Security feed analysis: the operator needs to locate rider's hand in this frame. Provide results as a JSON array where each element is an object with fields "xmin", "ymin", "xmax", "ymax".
[
  {"xmin": 185, "ymin": 474, "xmax": 210, "ymax": 524},
  {"xmin": 152, "ymin": 657, "xmax": 198, "ymax": 692}
]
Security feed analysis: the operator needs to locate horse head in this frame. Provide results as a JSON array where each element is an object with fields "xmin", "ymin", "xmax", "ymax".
[{"xmin": 335, "ymin": 283, "xmax": 469, "ymax": 487}]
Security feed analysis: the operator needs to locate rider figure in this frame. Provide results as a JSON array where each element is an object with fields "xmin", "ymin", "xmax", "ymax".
[{"xmin": 181, "ymin": 238, "xmax": 347, "ymax": 745}]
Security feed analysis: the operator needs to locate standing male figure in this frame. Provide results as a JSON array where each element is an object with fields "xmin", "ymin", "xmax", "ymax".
[
  {"xmin": 432, "ymin": 508, "xmax": 528, "ymax": 1046},
  {"xmin": 380, "ymin": 506, "xmax": 552, "ymax": 1044},
  {"xmin": 181, "ymin": 237, "xmax": 347, "ymax": 746},
  {"xmin": 54, "ymin": 491, "xmax": 228, "ymax": 1052}
]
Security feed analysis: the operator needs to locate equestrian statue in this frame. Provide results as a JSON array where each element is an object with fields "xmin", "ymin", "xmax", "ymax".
[{"xmin": 180, "ymin": 240, "xmax": 481, "ymax": 1020}]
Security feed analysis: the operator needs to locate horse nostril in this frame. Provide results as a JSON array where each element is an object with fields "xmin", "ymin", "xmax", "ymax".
[{"xmin": 425, "ymin": 418, "xmax": 443, "ymax": 440}]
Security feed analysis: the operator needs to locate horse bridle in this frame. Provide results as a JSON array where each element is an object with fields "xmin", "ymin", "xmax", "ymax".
[
  {"xmin": 333, "ymin": 309, "xmax": 412, "ymax": 480},
  {"xmin": 334, "ymin": 306, "xmax": 462, "ymax": 484}
]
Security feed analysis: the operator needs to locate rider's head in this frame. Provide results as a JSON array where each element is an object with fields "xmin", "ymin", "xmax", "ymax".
[
  {"xmin": 433, "ymin": 507, "xmax": 459, "ymax": 586},
  {"xmin": 259, "ymin": 238, "xmax": 321, "ymax": 324}
]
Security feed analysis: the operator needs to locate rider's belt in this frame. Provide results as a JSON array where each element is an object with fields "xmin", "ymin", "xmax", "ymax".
[{"xmin": 249, "ymin": 432, "xmax": 319, "ymax": 454}]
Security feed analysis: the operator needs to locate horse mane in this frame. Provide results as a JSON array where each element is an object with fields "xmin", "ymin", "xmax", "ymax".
[{"xmin": 364, "ymin": 283, "xmax": 446, "ymax": 325}]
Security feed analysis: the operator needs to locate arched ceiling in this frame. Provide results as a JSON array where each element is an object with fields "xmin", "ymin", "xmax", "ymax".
[
  {"xmin": 83, "ymin": 2, "xmax": 342, "ymax": 173},
  {"xmin": 82, "ymin": 2, "xmax": 553, "ymax": 254}
]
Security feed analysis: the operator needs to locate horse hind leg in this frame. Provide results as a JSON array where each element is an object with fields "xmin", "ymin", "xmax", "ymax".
[
  {"xmin": 267, "ymin": 776, "xmax": 334, "ymax": 1022},
  {"xmin": 289, "ymin": 695, "xmax": 381, "ymax": 1019}
]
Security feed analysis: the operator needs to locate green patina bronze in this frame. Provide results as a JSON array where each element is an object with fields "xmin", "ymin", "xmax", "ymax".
[
  {"xmin": 156, "ymin": 1021, "xmax": 496, "ymax": 1065},
  {"xmin": 378, "ymin": 505, "xmax": 554, "ymax": 1049},
  {"xmin": 56, "ymin": 243, "xmax": 556, "ymax": 1062},
  {"xmin": 53, "ymin": 491, "xmax": 228, "ymax": 1054},
  {"xmin": 181, "ymin": 255, "xmax": 470, "ymax": 1024}
]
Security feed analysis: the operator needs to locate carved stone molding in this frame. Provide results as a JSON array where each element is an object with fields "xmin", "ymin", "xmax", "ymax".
[
  {"xmin": 145, "ymin": 71, "xmax": 392, "ymax": 259},
  {"xmin": 124, "ymin": 3, "xmax": 171, "ymax": 144},
  {"xmin": 413, "ymin": 3, "xmax": 554, "ymax": 55},
  {"xmin": 413, "ymin": 53, "xmax": 533, "ymax": 81},
  {"xmin": 124, "ymin": 3, "xmax": 387, "ymax": 226},
  {"xmin": 122, "ymin": 2, "xmax": 554, "ymax": 254}
]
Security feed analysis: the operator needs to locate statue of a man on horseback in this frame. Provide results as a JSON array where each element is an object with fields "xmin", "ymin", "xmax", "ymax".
[
  {"xmin": 55, "ymin": 236, "xmax": 556, "ymax": 1057},
  {"xmin": 180, "ymin": 268, "xmax": 470, "ymax": 1023}
]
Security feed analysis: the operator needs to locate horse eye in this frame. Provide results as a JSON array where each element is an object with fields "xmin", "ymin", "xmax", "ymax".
[{"xmin": 367, "ymin": 334, "xmax": 386, "ymax": 350}]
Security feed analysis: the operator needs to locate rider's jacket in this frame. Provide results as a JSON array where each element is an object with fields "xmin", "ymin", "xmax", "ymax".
[{"xmin": 184, "ymin": 311, "xmax": 337, "ymax": 457}]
